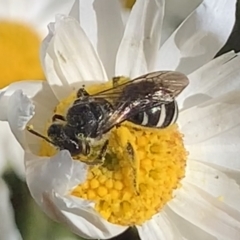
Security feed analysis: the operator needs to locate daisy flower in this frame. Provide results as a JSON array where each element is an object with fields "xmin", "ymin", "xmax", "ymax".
[{"xmin": 2, "ymin": 0, "xmax": 240, "ymax": 239}]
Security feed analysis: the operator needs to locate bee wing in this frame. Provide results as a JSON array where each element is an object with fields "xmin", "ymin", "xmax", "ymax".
[
  {"xmin": 101, "ymin": 96, "xmax": 161, "ymax": 133},
  {"xmin": 136, "ymin": 71, "xmax": 189, "ymax": 98},
  {"xmin": 90, "ymin": 71, "xmax": 189, "ymax": 100}
]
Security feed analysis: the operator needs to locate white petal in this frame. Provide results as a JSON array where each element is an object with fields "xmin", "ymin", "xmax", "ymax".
[
  {"xmin": 155, "ymin": 0, "xmax": 236, "ymax": 75},
  {"xmin": 115, "ymin": 0, "xmax": 149, "ymax": 78},
  {"xmin": 42, "ymin": 15, "xmax": 108, "ymax": 101},
  {"xmin": 120, "ymin": 7, "xmax": 130, "ymax": 27},
  {"xmin": 28, "ymin": 0, "xmax": 76, "ymax": 37},
  {"xmin": 168, "ymin": 184, "xmax": 240, "ymax": 240},
  {"xmin": 185, "ymin": 160, "xmax": 240, "ymax": 212},
  {"xmin": 54, "ymin": 15, "xmax": 108, "ymax": 81},
  {"xmin": 76, "ymin": 0, "xmax": 97, "ymax": 48},
  {"xmin": 25, "ymin": 150, "xmax": 126, "ymax": 239},
  {"xmin": 25, "ymin": 150, "xmax": 87, "ymax": 204},
  {"xmin": 69, "ymin": 0, "xmax": 79, "ymax": 21},
  {"xmin": 52, "ymin": 194, "xmax": 127, "ymax": 239},
  {"xmin": 209, "ymin": 165, "xmax": 240, "ymax": 187},
  {"xmin": 0, "ymin": 179, "xmax": 22, "ymax": 240},
  {"xmin": 116, "ymin": 0, "xmax": 165, "ymax": 77},
  {"xmin": 178, "ymin": 52, "xmax": 240, "ymax": 109},
  {"xmin": 164, "ymin": 206, "xmax": 217, "ymax": 240},
  {"xmin": 0, "ymin": 81, "xmax": 47, "ymax": 179},
  {"xmin": 0, "ymin": 80, "xmax": 48, "ymax": 121},
  {"xmin": 186, "ymin": 124, "xmax": 240, "ymax": 170},
  {"xmin": 8, "ymin": 90, "xmax": 34, "ymax": 149},
  {"xmin": 7, "ymin": 82, "xmax": 58, "ymax": 152},
  {"xmin": 137, "ymin": 211, "xmax": 184, "ymax": 240},
  {"xmin": 40, "ymin": 22, "xmax": 55, "ymax": 72},
  {"xmin": 178, "ymin": 90, "xmax": 240, "ymax": 144},
  {"xmin": 142, "ymin": 0, "xmax": 165, "ymax": 71},
  {"xmin": 79, "ymin": 0, "xmax": 124, "ymax": 78},
  {"xmin": 161, "ymin": 0, "xmax": 202, "ymax": 44},
  {"xmin": 0, "ymin": 122, "xmax": 25, "ymax": 180}
]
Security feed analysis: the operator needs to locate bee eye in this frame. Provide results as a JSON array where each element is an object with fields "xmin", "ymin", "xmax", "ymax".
[
  {"xmin": 60, "ymin": 126, "xmax": 83, "ymax": 156},
  {"xmin": 47, "ymin": 124, "xmax": 83, "ymax": 156},
  {"xmin": 47, "ymin": 123, "xmax": 63, "ymax": 138}
]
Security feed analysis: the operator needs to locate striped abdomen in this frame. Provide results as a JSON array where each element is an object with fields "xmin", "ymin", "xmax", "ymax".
[{"xmin": 129, "ymin": 101, "xmax": 178, "ymax": 128}]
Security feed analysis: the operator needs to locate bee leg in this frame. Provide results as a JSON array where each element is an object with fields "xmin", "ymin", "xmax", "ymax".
[
  {"xmin": 126, "ymin": 142, "xmax": 139, "ymax": 195},
  {"xmin": 52, "ymin": 114, "xmax": 66, "ymax": 122},
  {"xmin": 90, "ymin": 140, "xmax": 109, "ymax": 165},
  {"xmin": 112, "ymin": 77, "xmax": 121, "ymax": 88},
  {"xmin": 98, "ymin": 140, "xmax": 109, "ymax": 160},
  {"xmin": 76, "ymin": 87, "xmax": 89, "ymax": 98}
]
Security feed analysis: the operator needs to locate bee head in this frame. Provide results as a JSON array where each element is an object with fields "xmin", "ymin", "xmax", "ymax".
[{"xmin": 47, "ymin": 123, "xmax": 90, "ymax": 156}]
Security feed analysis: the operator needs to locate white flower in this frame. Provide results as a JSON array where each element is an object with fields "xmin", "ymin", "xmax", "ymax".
[{"xmin": 1, "ymin": 0, "xmax": 240, "ymax": 239}]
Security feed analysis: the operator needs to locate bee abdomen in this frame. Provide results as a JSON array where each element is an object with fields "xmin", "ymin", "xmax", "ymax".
[{"xmin": 129, "ymin": 101, "xmax": 178, "ymax": 128}]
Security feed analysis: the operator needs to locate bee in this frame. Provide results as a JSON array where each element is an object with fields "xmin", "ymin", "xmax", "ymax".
[{"xmin": 27, "ymin": 71, "xmax": 189, "ymax": 191}]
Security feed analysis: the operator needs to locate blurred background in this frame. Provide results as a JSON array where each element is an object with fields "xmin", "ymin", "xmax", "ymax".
[{"xmin": 1, "ymin": 0, "xmax": 240, "ymax": 240}]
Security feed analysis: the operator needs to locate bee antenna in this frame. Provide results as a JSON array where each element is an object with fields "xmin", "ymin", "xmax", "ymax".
[{"xmin": 26, "ymin": 126, "xmax": 54, "ymax": 145}]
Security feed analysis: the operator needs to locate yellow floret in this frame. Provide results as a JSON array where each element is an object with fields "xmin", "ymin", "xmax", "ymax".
[
  {"xmin": 90, "ymin": 179, "xmax": 99, "ymax": 189},
  {"xmin": 87, "ymin": 189, "xmax": 96, "ymax": 199},
  {"xmin": 97, "ymin": 186, "xmax": 108, "ymax": 197},
  {"xmin": 98, "ymin": 175, "xmax": 107, "ymax": 184},
  {"xmin": 39, "ymin": 80, "xmax": 188, "ymax": 226},
  {"xmin": 110, "ymin": 189, "xmax": 120, "ymax": 200},
  {"xmin": 105, "ymin": 179, "xmax": 114, "ymax": 189},
  {"xmin": 114, "ymin": 180, "xmax": 124, "ymax": 191}
]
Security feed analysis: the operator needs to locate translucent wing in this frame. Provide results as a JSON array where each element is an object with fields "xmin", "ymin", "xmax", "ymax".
[
  {"xmin": 96, "ymin": 71, "xmax": 189, "ymax": 133},
  {"xmin": 92, "ymin": 71, "xmax": 189, "ymax": 101}
]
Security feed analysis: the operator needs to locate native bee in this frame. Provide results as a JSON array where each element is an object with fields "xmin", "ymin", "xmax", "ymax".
[{"xmin": 27, "ymin": 71, "xmax": 189, "ymax": 166}]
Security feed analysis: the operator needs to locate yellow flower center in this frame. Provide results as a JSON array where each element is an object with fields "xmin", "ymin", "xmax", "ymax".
[
  {"xmin": 0, "ymin": 21, "xmax": 45, "ymax": 88},
  {"xmin": 39, "ymin": 80, "xmax": 187, "ymax": 226}
]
